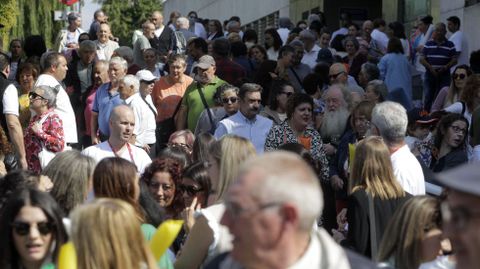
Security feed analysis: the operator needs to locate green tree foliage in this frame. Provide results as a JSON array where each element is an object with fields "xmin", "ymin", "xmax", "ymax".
[
  {"xmin": 2, "ymin": 0, "xmax": 64, "ymax": 50},
  {"xmin": 98, "ymin": 0, "xmax": 162, "ymax": 46},
  {"xmin": 0, "ymin": 0, "xmax": 19, "ymax": 49}
]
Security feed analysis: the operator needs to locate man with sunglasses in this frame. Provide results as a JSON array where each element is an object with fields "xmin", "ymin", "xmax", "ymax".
[
  {"xmin": 436, "ymin": 162, "xmax": 480, "ymax": 269},
  {"xmin": 0, "ymin": 52, "xmax": 27, "ymax": 169},
  {"xmin": 214, "ymin": 83, "xmax": 272, "ymax": 153},
  {"xmin": 328, "ymin": 63, "xmax": 364, "ymax": 94}
]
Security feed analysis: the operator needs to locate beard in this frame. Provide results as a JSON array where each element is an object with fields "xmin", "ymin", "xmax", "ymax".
[{"xmin": 320, "ymin": 106, "xmax": 350, "ymax": 143}]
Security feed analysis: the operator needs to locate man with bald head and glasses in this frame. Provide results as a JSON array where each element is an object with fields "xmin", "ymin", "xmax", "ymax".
[
  {"xmin": 205, "ymin": 151, "xmax": 375, "ymax": 269},
  {"xmin": 436, "ymin": 162, "xmax": 480, "ymax": 269}
]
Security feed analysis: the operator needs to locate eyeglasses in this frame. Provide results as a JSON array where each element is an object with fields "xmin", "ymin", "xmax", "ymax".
[
  {"xmin": 453, "ymin": 73, "xmax": 467, "ymax": 80},
  {"xmin": 280, "ymin": 91, "xmax": 294, "ymax": 97},
  {"xmin": 224, "ymin": 201, "xmax": 281, "ymax": 218},
  {"xmin": 441, "ymin": 202, "xmax": 480, "ymax": 230},
  {"xmin": 329, "ymin": 71, "xmax": 345, "ymax": 80},
  {"xmin": 11, "ymin": 221, "xmax": 54, "ymax": 236},
  {"xmin": 450, "ymin": 125, "xmax": 467, "ymax": 135},
  {"xmin": 28, "ymin": 92, "xmax": 46, "ymax": 100},
  {"xmin": 222, "ymin": 97, "xmax": 238, "ymax": 104},
  {"xmin": 179, "ymin": 184, "xmax": 204, "ymax": 196}
]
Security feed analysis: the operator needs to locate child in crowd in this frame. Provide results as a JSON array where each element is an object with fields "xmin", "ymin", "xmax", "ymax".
[{"xmin": 406, "ymin": 108, "xmax": 438, "ymax": 166}]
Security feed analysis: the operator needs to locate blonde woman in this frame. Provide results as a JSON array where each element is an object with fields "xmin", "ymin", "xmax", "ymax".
[
  {"xmin": 332, "ymin": 136, "xmax": 411, "ymax": 258},
  {"xmin": 70, "ymin": 198, "xmax": 159, "ymax": 269},
  {"xmin": 378, "ymin": 196, "xmax": 447, "ymax": 269},
  {"xmin": 175, "ymin": 135, "xmax": 256, "ymax": 268}
]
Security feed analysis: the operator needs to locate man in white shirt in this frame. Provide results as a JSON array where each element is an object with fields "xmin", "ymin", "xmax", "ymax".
[
  {"xmin": 82, "ymin": 105, "xmax": 152, "ymax": 173},
  {"xmin": 447, "ymin": 16, "xmax": 469, "ymax": 72},
  {"xmin": 94, "ymin": 23, "xmax": 119, "ymax": 61},
  {"xmin": 0, "ymin": 53, "xmax": 27, "ymax": 168},
  {"xmin": 214, "ymin": 83, "xmax": 272, "ymax": 154},
  {"xmin": 35, "ymin": 52, "xmax": 78, "ymax": 147},
  {"xmin": 371, "ymin": 101, "xmax": 425, "ymax": 195},
  {"xmin": 299, "ymin": 29, "xmax": 321, "ymax": 69},
  {"xmin": 370, "ymin": 18, "xmax": 389, "ymax": 54}
]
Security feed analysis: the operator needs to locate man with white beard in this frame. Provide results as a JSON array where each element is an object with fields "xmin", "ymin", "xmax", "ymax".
[{"xmin": 320, "ymin": 84, "xmax": 351, "ymax": 155}]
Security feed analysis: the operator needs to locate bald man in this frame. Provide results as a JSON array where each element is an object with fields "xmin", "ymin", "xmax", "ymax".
[
  {"xmin": 149, "ymin": 11, "xmax": 175, "ymax": 55},
  {"xmin": 82, "ymin": 105, "xmax": 152, "ymax": 173},
  {"xmin": 329, "ymin": 63, "xmax": 365, "ymax": 95}
]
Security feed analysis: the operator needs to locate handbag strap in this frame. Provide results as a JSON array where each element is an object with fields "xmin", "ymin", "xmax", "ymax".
[
  {"xmin": 141, "ymin": 96, "xmax": 158, "ymax": 117},
  {"xmin": 197, "ymin": 85, "xmax": 215, "ymax": 131},
  {"xmin": 367, "ymin": 192, "xmax": 378, "ymax": 259}
]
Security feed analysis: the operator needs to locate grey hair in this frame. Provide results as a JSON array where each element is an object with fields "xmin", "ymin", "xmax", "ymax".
[
  {"xmin": 288, "ymin": 39, "xmax": 304, "ymax": 49},
  {"xmin": 121, "ymin": 74, "xmax": 140, "ymax": 93},
  {"xmin": 214, "ymin": 83, "xmax": 239, "ymax": 105},
  {"xmin": 325, "ymin": 84, "xmax": 351, "ymax": 109},
  {"xmin": 241, "ymin": 151, "xmax": 323, "ymax": 232},
  {"xmin": 34, "ymin": 85, "xmax": 57, "ymax": 108},
  {"xmin": 371, "ymin": 101, "xmax": 408, "ymax": 145},
  {"xmin": 366, "ymin": 79, "xmax": 388, "ymax": 101},
  {"xmin": 226, "ymin": 20, "xmax": 240, "ymax": 31},
  {"xmin": 114, "ymin": 46, "xmax": 134, "ymax": 63},
  {"xmin": 361, "ymin": 62, "xmax": 380, "ymax": 81},
  {"xmin": 109, "ymin": 56, "xmax": 128, "ymax": 71},
  {"xmin": 299, "ymin": 29, "xmax": 316, "ymax": 41},
  {"xmin": 278, "ymin": 17, "xmax": 291, "ymax": 28},
  {"xmin": 79, "ymin": 40, "xmax": 96, "ymax": 52},
  {"xmin": 176, "ymin": 17, "xmax": 190, "ymax": 29},
  {"xmin": 43, "ymin": 150, "xmax": 96, "ymax": 215}
]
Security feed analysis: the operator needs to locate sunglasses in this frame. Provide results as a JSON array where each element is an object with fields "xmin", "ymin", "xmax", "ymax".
[
  {"xmin": 222, "ymin": 97, "xmax": 238, "ymax": 104},
  {"xmin": 453, "ymin": 73, "xmax": 466, "ymax": 80},
  {"xmin": 281, "ymin": 91, "xmax": 294, "ymax": 97},
  {"xmin": 329, "ymin": 71, "xmax": 345, "ymax": 80},
  {"xmin": 28, "ymin": 92, "xmax": 46, "ymax": 100},
  {"xmin": 179, "ymin": 184, "xmax": 204, "ymax": 196},
  {"xmin": 141, "ymin": 80, "xmax": 155, "ymax": 85},
  {"xmin": 11, "ymin": 221, "xmax": 54, "ymax": 236}
]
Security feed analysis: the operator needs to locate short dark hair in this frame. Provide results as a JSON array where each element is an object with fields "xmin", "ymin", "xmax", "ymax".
[
  {"xmin": 388, "ymin": 21, "xmax": 406, "ymax": 39},
  {"xmin": 238, "ymin": 83, "xmax": 262, "ymax": 100},
  {"xmin": 242, "ymin": 29, "xmax": 258, "ymax": 43},
  {"xmin": 42, "ymin": 52, "xmax": 63, "ymax": 72},
  {"xmin": 0, "ymin": 52, "xmax": 10, "ymax": 71},
  {"xmin": 447, "ymin": 16, "xmax": 461, "ymax": 28},
  {"xmin": 302, "ymin": 73, "xmax": 323, "ymax": 96},
  {"xmin": 286, "ymin": 93, "xmax": 314, "ymax": 119},
  {"xmin": 343, "ymin": 36, "xmax": 359, "ymax": 51},
  {"xmin": 387, "ymin": 37, "xmax": 404, "ymax": 54},
  {"xmin": 269, "ymin": 79, "xmax": 293, "ymax": 110},
  {"xmin": 420, "ymin": 15, "xmax": 433, "ymax": 25},
  {"xmin": 278, "ymin": 45, "xmax": 295, "ymax": 60},
  {"xmin": 212, "ymin": 38, "xmax": 230, "ymax": 58},
  {"xmin": 470, "ymin": 49, "xmax": 480, "ymax": 74},
  {"xmin": 230, "ymin": 41, "xmax": 247, "ymax": 57},
  {"xmin": 188, "ymin": 37, "xmax": 208, "ymax": 54},
  {"xmin": 361, "ymin": 62, "xmax": 380, "ymax": 81},
  {"xmin": 16, "ymin": 62, "xmax": 39, "ymax": 84},
  {"xmin": 373, "ymin": 18, "xmax": 386, "ymax": 28}
]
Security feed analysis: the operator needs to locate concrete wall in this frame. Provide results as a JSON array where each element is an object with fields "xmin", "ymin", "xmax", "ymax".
[{"xmin": 162, "ymin": 0, "xmax": 289, "ymax": 25}]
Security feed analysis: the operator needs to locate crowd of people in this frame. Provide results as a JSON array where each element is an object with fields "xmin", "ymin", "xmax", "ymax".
[{"xmin": 0, "ymin": 7, "xmax": 480, "ymax": 269}]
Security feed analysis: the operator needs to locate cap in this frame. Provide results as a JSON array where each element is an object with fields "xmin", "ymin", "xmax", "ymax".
[
  {"xmin": 316, "ymin": 48, "xmax": 333, "ymax": 64},
  {"xmin": 407, "ymin": 108, "xmax": 438, "ymax": 125},
  {"xmin": 194, "ymin": 55, "xmax": 216, "ymax": 69},
  {"xmin": 435, "ymin": 162, "xmax": 480, "ymax": 196},
  {"xmin": 136, "ymin": 70, "xmax": 157, "ymax": 82}
]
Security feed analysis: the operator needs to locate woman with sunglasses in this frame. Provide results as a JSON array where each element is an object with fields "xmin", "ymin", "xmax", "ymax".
[
  {"xmin": 180, "ymin": 161, "xmax": 212, "ymax": 232},
  {"xmin": 0, "ymin": 188, "xmax": 67, "ymax": 269},
  {"xmin": 195, "ymin": 83, "xmax": 240, "ymax": 135},
  {"xmin": 264, "ymin": 93, "xmax": 329, "ymax": 182},
  {"xmin": 260, "ymin": 79, "xmax": 295, "ymax": 125},
  {"xmin": 431, "ymin": 65, "xmax": 472, "ymax": 112},
  {"xmin": 443, "ymin": 74, "xmax": 480, "ymax": 126},
  {"xmin": 429, "ymin": 113, "xmax": 468, "ymax": 173},
  {"xmin": 24, "ymin": 86, "xmax": 65, "ymax": 173}
]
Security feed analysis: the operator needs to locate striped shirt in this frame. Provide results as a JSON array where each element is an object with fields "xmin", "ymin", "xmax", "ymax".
[{"xmin": 422, "ymin": 39, "xmax": 456, "ymax": 69}]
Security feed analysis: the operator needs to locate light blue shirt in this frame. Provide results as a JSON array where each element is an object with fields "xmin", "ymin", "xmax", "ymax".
[
  {"xmin": 378, "ymin": 53, "xmax": 413, "ymax": 102},
  {"xmin": 214, "ymin": 111, "xmax": 273, "ymax": 154},
  {"xmin": 91, "ymin": 82, "xmax": 123, "ymax": 136}
]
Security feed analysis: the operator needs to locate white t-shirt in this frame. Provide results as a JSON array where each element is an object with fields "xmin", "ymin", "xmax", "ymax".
[
  {"xmin": 302, "ymin": 44, "xmax": 321, "ymax": 69},
  {"xmin": 449, "ymin": 30, "xmax": 469, "ymax": 72},
  {"xmin": 81, "ymin": 141, "xmax": 152, "ymax": 174},
  {"xmin": 391, "ymin": 144, "xmax": 426, "ymax": 195},
  {"xmin": 125, "ymin": 93, "xmax": 156, "ymax": 146},
  {"xmin": 445, "ymin": 101, "xmax": 471, "ymax": 126},
  {"xmin": 3, "ymin": 84, "xmax": 19, "ymax": 116},
  {"xmin": 34, "ymin": 74, "xmax": 78, "ymax": 143}
]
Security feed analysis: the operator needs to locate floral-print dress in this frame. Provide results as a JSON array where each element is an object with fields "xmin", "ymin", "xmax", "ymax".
[
  {"xmin": 264, "ymin": 120, "xmax": 329, "ymax": 181},
  {"xmin": 24, "ymin": 109, "xmax": 65, "ymax": 173}
]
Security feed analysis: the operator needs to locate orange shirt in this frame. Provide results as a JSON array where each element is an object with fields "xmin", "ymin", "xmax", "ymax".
[{"xmin": 152, "ymin": 75, "xmax": 193, "ymax": 122}]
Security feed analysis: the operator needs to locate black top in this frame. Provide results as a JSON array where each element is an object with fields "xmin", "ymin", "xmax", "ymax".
[
  {"xmin": 342, "ymin": 188, "xmax": 411, "ymax": 258},
  {"xmin": 430, "ymin": 148, "xmax": 468, "ymax": 173},
  {"xmin": 149, "ymin": 26, "xmax": 175, "ymax": 55}
]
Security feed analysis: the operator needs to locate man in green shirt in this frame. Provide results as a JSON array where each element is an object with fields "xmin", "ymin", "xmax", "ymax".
[{"xmin": 176, "ymin": 55, "xmax": 226, "ymax": 132}]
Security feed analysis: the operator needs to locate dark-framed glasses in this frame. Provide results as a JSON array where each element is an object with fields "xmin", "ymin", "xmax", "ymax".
[
  {"xmin": 11, "ymin": 221, "xmax": 54, "ymax": 236},
  {"xmin": 222, "ymin": 97, "xmax": 238, "ymax": 104},
  {"xmin": 179, "ymin": 184, "xmax": 204, "ymax": 196}
]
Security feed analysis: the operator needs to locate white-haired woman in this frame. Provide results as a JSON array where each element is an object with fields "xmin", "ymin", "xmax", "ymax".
[{"xmin": 24, "ymin": 86, "xmax": 65, "ymax": 173}]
